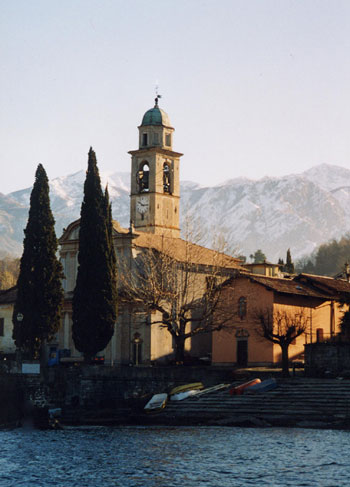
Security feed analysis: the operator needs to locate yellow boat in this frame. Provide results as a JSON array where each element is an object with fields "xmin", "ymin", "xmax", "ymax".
[{"xmin": 169, "ymin": 382, "xmax": 204, "ymax": 396}]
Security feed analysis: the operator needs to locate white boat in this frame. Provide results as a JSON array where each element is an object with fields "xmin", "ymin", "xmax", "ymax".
[
  {"xmin": 144, "ymin": 393, "xmax": 168, "ymax": 413},
  {"xmin": 169, "ymin": 382, "xmax": 204, "ymax": 396},
  {"xmin": 171, "ymin": 384, "xmax": 230, "ymax": 401},
  {"xmin": 194, "ymin": 383, "xmax": 230, "ymax": 397},
  {"xmin": 170, "ymin": 390, "xmax": 202, "ymax": 401}
]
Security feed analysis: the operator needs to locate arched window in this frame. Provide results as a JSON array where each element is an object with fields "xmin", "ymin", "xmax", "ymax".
[
  {"xmin": 238, "ymin": 297, "xmax": 247, "ymax": 320},
  {"xmin": 136, "ymin": 162, "xmax": 149, "ymax": 193},
  {"xmin": 163, "ymin": 163, "xmax": 171, "ymax": 193}
]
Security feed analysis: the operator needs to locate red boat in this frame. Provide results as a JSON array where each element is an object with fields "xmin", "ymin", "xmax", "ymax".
[{"xmin": 229, "ymin": 378, "xmax": 261, "ymax": 396}]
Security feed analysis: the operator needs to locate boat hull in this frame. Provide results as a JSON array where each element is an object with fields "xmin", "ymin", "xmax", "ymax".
[
  {"xmin": 230, "ymin": 378, "xmax": 261, "ymax": 396},
  {"xmin": 144, "ymin": 393, "xmax": 168, "ymax": 413},
  {"xmin": 245, "ymin": 378, "xmax": 278, "ymax": 394},
  {"xmin": 169, "ymin": 382, "xmax": 204, "ymax": 396}
]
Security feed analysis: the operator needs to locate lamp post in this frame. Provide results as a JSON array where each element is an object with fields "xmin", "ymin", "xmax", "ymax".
[
  {"xmin": 16, "ymin": 312, "xmax": 23, "ymax": 371},
  {"xmin": 132, "ymin": 333, "xmax": 142, "ymax": 365}
]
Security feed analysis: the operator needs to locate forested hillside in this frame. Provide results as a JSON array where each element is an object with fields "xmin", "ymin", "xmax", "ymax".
[{"xmin": 296, "ymin": 235, "xmax": 350, "ymax": 277}]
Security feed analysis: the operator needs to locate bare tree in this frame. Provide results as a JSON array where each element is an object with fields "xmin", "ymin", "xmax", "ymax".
[
  {"xmin": 255, "ymin": 308, "xmax": 307, "ymax": 377},
  {"xmin": 119, "ymin": 238, "xmax": 238, "ymax": 364}
]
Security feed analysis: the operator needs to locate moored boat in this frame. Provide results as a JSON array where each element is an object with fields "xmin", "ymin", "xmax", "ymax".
[
  {"xmin": 170, "ymin": 389, "xmax": 202, "ymax": 401},
  {"xmin": 32, "ymin": 406, "xmax": 63, "ymax": 430},
  {"xmin": 245, "ymin": 378, "xmax": 278, "ymax": 394},
  {"xmin": 169, "ymin": 382, "xmax": 204, "ymax": 396},
  {"xmin": 193, "ymin": 383, "xmax": 230, "ymax": 397},
  {"xmin": 230, "ymin": 378, "xmax": 261, "ymax": 396},
  {"xmin": 144, "ymin": 393, "xmax": 168, "ymax": 413}
]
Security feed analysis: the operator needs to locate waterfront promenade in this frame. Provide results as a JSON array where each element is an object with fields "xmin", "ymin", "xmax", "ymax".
[
  {"xmin": 3, "ymin": 366, "xmax": 350, "ymax": 430},
  {"xmin": 61, "ymin": 376, "xmax": 350, "ymax": 429},
  {"xmin": 158, "ymin": 378, "xmax": 350, "ymax": 429}
]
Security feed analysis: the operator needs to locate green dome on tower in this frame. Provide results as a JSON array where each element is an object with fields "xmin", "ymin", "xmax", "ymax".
[{"xmin": 141, "ymin": 98, "xmax": 171, "ymax": 127}]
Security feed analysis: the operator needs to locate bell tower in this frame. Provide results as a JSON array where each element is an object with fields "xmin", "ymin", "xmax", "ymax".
[{"xmin": 129, "ymin": 98, "xmax": 183, "ymax": 238}]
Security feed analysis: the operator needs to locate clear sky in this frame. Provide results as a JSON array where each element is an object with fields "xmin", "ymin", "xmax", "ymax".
[{"xmin": 2, "ymin": 0, "xmax": 350, "ymax": 194}]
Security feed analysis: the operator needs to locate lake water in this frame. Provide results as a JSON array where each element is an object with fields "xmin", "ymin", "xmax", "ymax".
[{"xmin": 1, "ymin": 426, "xmax": 350, "ymax": 487}]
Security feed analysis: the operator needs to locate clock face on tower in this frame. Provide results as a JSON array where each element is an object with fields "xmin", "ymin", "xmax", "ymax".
[{"xmin": 136, "ymin": 196, "xmax": 149, "ymax": 214}]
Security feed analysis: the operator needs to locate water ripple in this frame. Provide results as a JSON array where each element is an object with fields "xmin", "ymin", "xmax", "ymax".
[{"xmin": 1, "ymin": 426, "xmax": 350, "ymax": 486}]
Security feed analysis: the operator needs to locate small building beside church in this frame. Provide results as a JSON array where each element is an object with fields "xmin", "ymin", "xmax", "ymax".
[{"xmin": 212, "ymin": 273, "xmax": 350, "ymax": 367}]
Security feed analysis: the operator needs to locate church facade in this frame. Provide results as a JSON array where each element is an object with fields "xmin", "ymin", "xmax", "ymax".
[{"xmin": 56, "ymin": 100, "xmax": 243, "ymax": 365}]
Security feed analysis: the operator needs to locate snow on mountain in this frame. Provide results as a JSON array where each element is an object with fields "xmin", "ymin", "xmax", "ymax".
[
  {"xmin": 2, "ymin": 163, "xmax": 350, "ymax": 262},
  {"xmin": 181, "ymin": 172, "xmax": 348, "ymax": 261},
  {"xmin": 302, "ymin": 163, "xmax": 350, "ymax": 191},
  {"xmin": 104, "ymin": 172, "xmax": 130, "ymax": 193},
  {"xmin": 0, "ymin": 193, "xmax": 28, "ymax": 257}
]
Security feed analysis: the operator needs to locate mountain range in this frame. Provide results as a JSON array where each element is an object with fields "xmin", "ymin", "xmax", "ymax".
[{"xmin": 1, "ymin": 163, "xmax": 350, "ymax": 262}]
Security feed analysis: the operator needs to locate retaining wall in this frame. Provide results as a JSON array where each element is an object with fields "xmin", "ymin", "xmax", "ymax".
[
  {"xmin": 305, "ymin": 342, "xmax": 350, "ymax": 376},
  {"xmin": 0, "ymin": 365, "xmax": 235, "ymax": 426},
  {"xmin": 43, "ymin": 365, "xmax": 234, "ymax": 409}
]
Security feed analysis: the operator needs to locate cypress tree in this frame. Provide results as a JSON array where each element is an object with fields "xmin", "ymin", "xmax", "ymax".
[
  {"xmin": 104, "ymin": 186, "xmax": 118, "ymax": 284},
  {"xmin": 72, "ymin": 148, "xmax": 117, "ymax": 362},
  {"xmin": 104, "ymin": 185, "xmax": 118, "ymax": 337},
  {"xmin": 12, "ymin": 164, "xmax": 64, "ymax": 359},
  {"xmin": 285, "ymin": 248, "xmax": 295, "ymax": 274}
]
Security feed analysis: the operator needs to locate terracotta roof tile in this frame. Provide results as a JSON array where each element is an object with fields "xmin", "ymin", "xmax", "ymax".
[
  {"xmin": 295, "ymin": 273, "xmax": 350, "ymax": 296},
  {"xmin": 111, "ymin": 220, "xmax": 245, "ymax": 270},
  {"xmin": 131, "ymin": 232, "xmax": 245, "ymax": 270},
  {"xmin": 246, "ymin": 274, "xmax": 330, "ymax": 298}
]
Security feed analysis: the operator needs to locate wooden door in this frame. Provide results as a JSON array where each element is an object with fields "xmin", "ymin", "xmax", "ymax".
[{"xmin": 237, "ymin": 339, "xmax": 248, "ymax": 366}]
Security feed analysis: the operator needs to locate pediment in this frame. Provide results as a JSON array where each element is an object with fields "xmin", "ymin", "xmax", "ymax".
[
  {"xmin": 59, "ymin": 219, "xmax": 80, "ymax": 243},
  {"xmin": 59, "ymin": 218, "xmax": 131, "ymax": 244}
]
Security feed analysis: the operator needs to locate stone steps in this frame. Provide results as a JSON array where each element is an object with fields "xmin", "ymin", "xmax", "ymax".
[{"xmin": 160, "ymin": 379, "xmax": 350, "ymax": 427}]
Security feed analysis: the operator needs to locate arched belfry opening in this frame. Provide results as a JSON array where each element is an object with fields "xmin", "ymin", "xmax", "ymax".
[
  {"xmin": 137, "ymin": 162, "xmax": 149, "ymax": 192},
  {"xmin": 163, "ymin": 163, "xmax": 171, "ymax": 193},
  {"xmin": 142, "ymin": 132, "xmax": 148, "ymax": 147}
]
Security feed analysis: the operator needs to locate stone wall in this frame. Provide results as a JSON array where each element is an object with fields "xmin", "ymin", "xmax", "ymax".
[
  {"xmin": 0, "ymin": 375, "xmax": 23, "ymax": 427},
  {"xmin": 0, "ymin": 365, "xmax": 234, "ymax": 426},
  {"xmin": 305, "ymin": 342, "xmax": 350, "ymax": 376},
  {"xmin": 44, "ymin": 365, "xmax": 234, "ymax": 409},
  {"xmin": 0, "ymin": 372, "xmax": 57, "ymax": 427}
]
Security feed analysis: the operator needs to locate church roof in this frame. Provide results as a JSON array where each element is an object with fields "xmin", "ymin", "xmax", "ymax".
[
  {"xmin": 125, "ymin": 228, "xmax": 244, "ymax": 271},
  {"xmin": 141, "ymin": 104, "xmax": 171, "ymax": 127}
]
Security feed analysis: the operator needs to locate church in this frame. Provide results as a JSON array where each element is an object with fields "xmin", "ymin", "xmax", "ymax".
[
  {"xmin": 1, "ymin": 100, "xmax": 350, "ymax": 369},
  {"xmin": 56, "ymin": 99, "xmax": 243, "ymax": 365}
]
